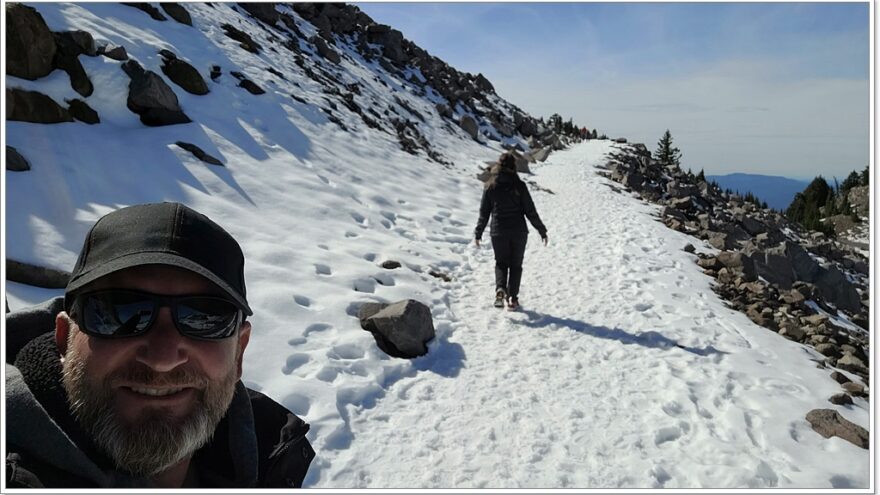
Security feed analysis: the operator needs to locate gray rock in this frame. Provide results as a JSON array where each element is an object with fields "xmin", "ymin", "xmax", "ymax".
[
  {"xmin": 830, "ymin": 371, "xmax": 852, "ymax": 384},
  {"xmin": 435, "ymin": 104, "xmax": 453, "ymax": 119},
  {"xmin": 122, "ymin": 60, "xmax": 191, "ymax": 126},
  {"xmin": 837, "ymin": 353, "xmax": 868, "ymax": 376},
  {"xmin": 100, "ymin": 44, "xmax": 128, "ymax": 61},
  {"xmin": 222, "ymin": 23, "xmax": 261, "ymax": 54},
  {"xmin": 530, "ymin": 147, "xmax": 551, "ymax": 163},
  {"xmin": 6, "ymin": 146, "xmax": 31, "ymax": 171},
  {"xmin": 66, "ymin": 98, "xmax": 99, "ymax": 124},
  {"xmin": 828, "ymin": 393, "xmax": 853, "ymax": 405},
  {"xmin": 815, "ymin": 343, "xmax": 840, "ymax": 357},
  {"xmin": 160, "ymin": 3, "xmax": 192, "ymax": 25},
  {"xmin": 805, "ymin": 408, "xmax": 868, "ymax": 449},
  {"xmin": 359, "ymin": 299, "xmax": 435, "ymax": 358},
  {"xmin": 842, "ymin": 382, "xmax": 866, "ymax": 396},
  {"xmin": 6, "ymin": 3, "xmax": 56, "ymax": 80},
  {"xmin": 814, "ymin": 266, "xmax": 861, "ymax": 313},
  {"xmin": 459, "ymin": 115, "xmax": 478, "ymax": 140},
  {"xmin": 53, "ymin": 32, "xmax": 94, "ymax": 97},
  {"xmin": 160, "ymin": 52, "xmax": 209, "ymax": 95},
  {"xmin": 683, "ymin": 243, "xmax": 695, "ymax": 253},
  {"xmin": 6, "ymin": 88, "xmax": 73, "ymax": 123},
  {"xmin": 7, "ymin": 259, "xmax": 70, "ymax": 288},
  {"xmin": 778, "ymin": 321, "xmax": 805, "ymax": 342},
  {"xmin": 311, "ymin": 36, "xmax": 341, "ymax": 64},
  {"xmin": 237, "ymin": 2, "xmax": 279, "ymax": 25},
  {"xmin": 381, "ymin": 260, "xmax": 402, "ymax": 269},
  {"xmin": 175, "ymin": 142, "xmax": 222, "ymax": 165},
  {"xmin": 122, "ymin": 3, "xmax": 167, "ymax": 21}
]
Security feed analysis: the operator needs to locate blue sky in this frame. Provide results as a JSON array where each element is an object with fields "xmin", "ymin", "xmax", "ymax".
[{"xmin": 357, "ymin": 2, "xmax": 870, "ymax": 180}]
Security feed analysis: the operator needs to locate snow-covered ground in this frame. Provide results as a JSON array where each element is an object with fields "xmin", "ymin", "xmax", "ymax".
[{"xmin": 5, "ymin": 3, "xmax": 870, "ymax": 489}]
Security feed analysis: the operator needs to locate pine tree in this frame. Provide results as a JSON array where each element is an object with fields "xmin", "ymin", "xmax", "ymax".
[
  {"xmin": 696, "ymin": 168, "xmax": 706, "ymax": 182},
  {"xmin": 654, "ymin": 129, "xmax": 681, "ymax": 168},
  {"xmin": 841, "ymin": 170, "xmax": 860, "ymax": 192},
  {"xmin": 860, "ymin": 165, "xmax": 869, "ymax": 186}
]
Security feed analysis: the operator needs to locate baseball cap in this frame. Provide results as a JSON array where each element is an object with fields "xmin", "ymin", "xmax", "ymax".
[{"xmin": 64, "ymin": 202, "xmax": 253, "ymax": 315}]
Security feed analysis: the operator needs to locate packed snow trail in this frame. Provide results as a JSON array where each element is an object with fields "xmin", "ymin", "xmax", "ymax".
[{"xmin": 314, "ymin": 141, "xmax": 869, "ymax": 488}]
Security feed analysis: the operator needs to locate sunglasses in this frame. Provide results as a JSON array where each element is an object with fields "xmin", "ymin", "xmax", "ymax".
[{"xmin": 70, "ymin": 290, "xmax": 243, "ymax": 340}]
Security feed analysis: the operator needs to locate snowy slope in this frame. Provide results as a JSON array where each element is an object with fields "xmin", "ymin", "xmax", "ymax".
[{"xmin": 4, "ymin": 3, "xmax": 870, "ymax": 490}]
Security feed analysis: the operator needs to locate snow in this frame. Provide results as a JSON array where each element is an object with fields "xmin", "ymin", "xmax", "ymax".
[{"xmin": 5, "ymin": 2, "xmax": 871, "ymax": 489}]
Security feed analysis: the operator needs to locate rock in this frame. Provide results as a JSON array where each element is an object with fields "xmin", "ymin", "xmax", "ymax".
[
  {"xmin": 778, "ymin": 322, "xmax": 805, "ymax": 342},
  {"xmin": 815, "ymin": 343, "xmax": 840, "ymax": 357},
  {"xmin": 803, "ymin": 314, "xmax": 829, "ymax": 326},
  {"xmin": 359, "ymin": 299, "xmax": 435, "ymax": 358},
  {"xmin": 6, "ymin": 146, "xmax": 31, "ymax": 171},
  {"xmin": 837, "ymin": 353, "xmax": 868, "ymax": 376},
  {"xmin": 52, "ymin": 32, "xmax": 94, "ymax": 97},
  {"xmin": 222, "ymin": 23, "xmax": 261, "ymax": 54},
  {"xmin": 66, "ymin": 98, "xmax": 100, "ymax": 124},
  {"xmin": 830, "ymin": 371, "xmax": 852, "ymax": 385},
  {"xmin": 683, "ymin": 243, "xmax": 695, "ymax": 253},
  {"xmin": 237, "ymin": 2, "xmax": 279, "ymax": 25},
  {"xmin": 842, "ymin": 382, "xmax": 866, "ymax": 396},
  {"xmin": 357, "ymin": 302, "xmax": 388, "ymax": 326},
  {"xmin": 311, "ymin": 36, "xmax": 341, "ymax": 64},
  {"xmin": 670, "ymin": 197, "xmax": 695, "ymax": 212},
  {"xmin": 175, "ymin": 142, "xmax": 222, "ymax": 165},
  {"xmin": 7, "ymin": 88, "xmax": 73, "ymax": 123},
  {"xmin": 828, "ymin": 393, "xmax": 853, "ymax": 405},
  {"xmin": 814, "ymin": 266, "xmax": 861, "ymax": 313},
  {"xmin": 122, "ymin": 60, "xmax": 191, "ymax": 126},
  {"xmin": 238, "ymin": 79, "xmax": 265, "ymax": 95},
  {"xmin": 6, "ymin": 3, "xmax": 57, "ymax": 80},
  {"xmin": 160, "ymin": 52, "xmax": 209, "ymax": 95},
  {"xmin": 697, "ymin": 257, "xmax": 722, "ymax": 270},
  {"xmin": 100, "ymin": 44, "xmax": 128, "ymax": 61},
  {"xmin": 781, "ymin": 289, "xmax": 805, "ymax": 305},
  {"xmin": 805, "ymin": 408, "xmax": 868, "ymax": 449},
  {"xmin": 459, "ymin": 115, "xmax": 478, "ymax": 140},
  {"xmin": 428, "ymin": 270, "xmax": 452, "ymax": 282},
  {"xmin": 210, "ymin": 65, "xmax": 222, "ymax": 80},
  {"xmin": 7, "ymin": 259, "xmax": 70, "ymax": 288},
  {"xmin": 122, "ymin": 3, "xmax": 167, "ymax": 21},
  {"xmin": 381, "ymin": 260, "xmax": 402, "ymax": 269},
  {"xmin": 160, "ymin": 3, "xmax": 192, "ymax": 25},
  {"xmin": 435, "ymin": 104, "xmax": 453, "ymax": 119},
  {"xmin": 530, "ymin": 147, "xmax": 551, "ymax": 163}
]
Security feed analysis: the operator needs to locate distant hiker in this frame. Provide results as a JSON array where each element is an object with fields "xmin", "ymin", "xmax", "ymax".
[
  {"xmin": 6, "ymin": 202, "xmax": 314, "ymax": 488},
  {"xmin": 474, "ymin": 152, "xmax": 548, "ymax": 310}
]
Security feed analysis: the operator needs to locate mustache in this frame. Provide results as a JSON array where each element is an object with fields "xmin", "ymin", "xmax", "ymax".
[{"xmin": 106, "ymin": 363, "xmax": 210, "ymax": 389}]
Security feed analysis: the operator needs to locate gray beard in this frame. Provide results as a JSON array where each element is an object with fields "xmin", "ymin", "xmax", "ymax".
[{"xmin": 61, "ymin": 343, "xmax": 238, "ymax": 477}]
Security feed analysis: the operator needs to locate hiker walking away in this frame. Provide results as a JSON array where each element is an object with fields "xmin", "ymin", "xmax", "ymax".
[{"xmin": 474, "ymin": 152, "xmax": 548, "ymax": 310}]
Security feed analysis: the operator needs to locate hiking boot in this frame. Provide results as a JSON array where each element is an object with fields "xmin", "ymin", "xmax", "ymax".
[
  {"xmin": 507, "ymin": 297, "xmax": 519, "ymax": 310},
  {"xmin": 494, "ymin": 288, "xmax": 507, "ymax": 308}
]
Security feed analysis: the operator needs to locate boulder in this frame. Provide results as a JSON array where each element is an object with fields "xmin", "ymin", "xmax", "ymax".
[
  {"xmin": 6, "ymin": 146, "xmax": 31, "ymax": 171},
  {"xmin": 837, "ymin": 353, "xmax": 868, "ymax": 376},
  {"xmin": 435, "ymin": 104, "xmax": 453, "ymax": 119},
  {"xmin": 53, "ymin": 32, "xmax": 94, "ymax": 97},
  {"xmin": 122, "ymin": 3, "xmax": 167, "ymax": 21},
  {"xmin": 358, "ymin": 299, "xmax": 435, "ymax": 358},
  {"xmin": 6, "ymin": 3, "xmax": 56, "ymax": 80},
  {"xmin": 805, "ymin": 408, "xmax": 868, "ymax": 449},
  {"xmin": 841, "ymin": 382, "xmax": 866, "ymax": 397},
  {"xmin": 717, "ymin": 251, "xmax": 757, "ymax": 281},
  {"xmin": 66, "ymin": 98, "xmax": 100, "ymax": 124},
  {"xmin": 7, "ymin": 88, "xmax": 73, "ymax": 123},
  {"xmin": 7, "ymin": 259, "xmax": 70, "ymax": 288},
  {"xmin": 175, "ymin": 142, "xmax": 222, "ymax": 165},
  {"xmin": 459, "ymin": 115, "xmax": 478, "ymax": 140},
  {"xmin": 311, "ymin": 36, "xmax": 341, "ymax": 64},
  {"xmin": 121, "ymin": 60, "xmax": 191, "ymax": 126},
  {"xmin": 813, "ymin": 266, "xmax": 861, "ymax": 313},
  {"xmin": 814, "ymin": 343, "xmax": 840, "ymax": 357},
  {"xmin": 517, "ymin": 118, "xmax": 537, "ymax": 137},
  {"xmin": 160, "ymin": 3, "xmax": 192, "ymax": 25},
  {"xmin": 237, "ymin": 3, "xmax": 279, "ymax": 25},
  {"xmin": 99, "ymin": 44, "xmax": 128, "ymax": 61},
  {"xmin": 222, "ymin": 23, "xmax": 261, "ymax": 54},
  {"xmin": 530, "ymin": 147, "xmax": 551, "ymax": 163},
  {"xmin": 160, "ymin": 52, "xmax": 209, "ymax": 95},
  {"xmin": 381, "ymin": 260, "xmax": 402, "ymax": 269},
  {"xmin": 830, "ymin": 371, "xmax": 852, "ymax": 385},
  {"xmin": 828, "ymin": 393, "xmax": 853, "ymax": 406},
  {"xmin": 778, "ymin": 321, "xmax": 805, "ymax": 342}
]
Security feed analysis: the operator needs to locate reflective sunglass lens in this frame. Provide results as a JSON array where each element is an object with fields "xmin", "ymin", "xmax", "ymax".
[
  {"xmin": 177, "ymin": 298, "xmax": 240, "ymax": 339},
  {"xmin": 82, "ymin": 293, "xmax": 154, "ymax": 337}
]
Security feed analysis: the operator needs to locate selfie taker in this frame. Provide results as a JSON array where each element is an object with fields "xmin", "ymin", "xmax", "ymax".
[{"xmin": 6, "ymin": 202, "xmax": 315, "ymax": 488}]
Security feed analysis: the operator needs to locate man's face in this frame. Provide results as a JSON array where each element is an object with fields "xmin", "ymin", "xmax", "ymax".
[{"xmin": 57, "ymin": 265, "xmax": 251, "ymax": 476}]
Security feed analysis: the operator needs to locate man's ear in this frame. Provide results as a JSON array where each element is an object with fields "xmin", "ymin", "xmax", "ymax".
[
  {"xmin": 55, "ymin": 312, "xmax": 72, "ymax": 357},
  {"xmin": 236, "ymin": 320, "xmax": 251, "ymax": 379}
]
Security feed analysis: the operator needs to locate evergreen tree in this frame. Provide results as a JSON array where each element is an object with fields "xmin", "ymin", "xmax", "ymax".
[
  {"xmin": 696, "ymin": 168, "xmax": 706, "ymax": 182},
  {"xmin": 654, "ymin": 129, "xmax": 682, "ymax": 168},
  {"xmin": 785, "ymin": 176, "xmax": 836, "ymax": 237},
  {"xmin": 860, "ymin": 165, "xmax": 869, "ymax": 186},
  {"xmin": 840, "ymin": 170, "xmax": 860, "ymax": 192},
  {"xmin": 591, "ymin": 129, "xmax": 598, "ymax": 139}
]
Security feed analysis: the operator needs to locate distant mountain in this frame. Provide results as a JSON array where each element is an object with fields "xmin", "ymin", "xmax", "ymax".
[{"xmin": 707, "ymin": 173, "xmax": 810, "ymax": 211}]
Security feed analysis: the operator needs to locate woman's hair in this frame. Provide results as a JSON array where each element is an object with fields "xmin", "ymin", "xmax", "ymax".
[{"xmin": 485, "ymin": 151, "xmax": 522, "ymax": 190}]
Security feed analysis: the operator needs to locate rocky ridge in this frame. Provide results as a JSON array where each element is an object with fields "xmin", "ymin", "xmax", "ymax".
[{"xmin": 601, "ymin": 143, "xmax": 870, "ymax": 400}]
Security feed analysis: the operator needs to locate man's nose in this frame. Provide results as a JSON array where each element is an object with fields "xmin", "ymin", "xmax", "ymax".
[{"xmin": 134, "ymin": 306, "xmax": 189, "ymax": 372}]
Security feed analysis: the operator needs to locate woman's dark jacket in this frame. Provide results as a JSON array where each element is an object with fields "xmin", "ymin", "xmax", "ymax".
[
  {"xmin": 474, "ymin": 172, "xmax": 547, "ymax": 239},
  {"xmin": 5, "ymin": 297, "xmax": 315, "ymax": 489}
]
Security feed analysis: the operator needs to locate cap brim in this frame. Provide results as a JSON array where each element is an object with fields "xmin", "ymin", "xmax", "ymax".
[{"xmin": 65, "ymin": 252, "xmax": 253, "ymax": 316}]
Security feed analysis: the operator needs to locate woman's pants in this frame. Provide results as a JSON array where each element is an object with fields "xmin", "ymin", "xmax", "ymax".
[{"xmin": 491, "ymin": 232, "xmax": 528, "ymax": 299}]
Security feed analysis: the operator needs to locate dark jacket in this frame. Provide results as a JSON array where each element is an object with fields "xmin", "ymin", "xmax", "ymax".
[
  {"xmin": 5, "ymin": 297, "xmax": 315, "ymax": 489},
  {"xmin": 475, "ymin": 172, "xmax": 547, "ymax": 239}
]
